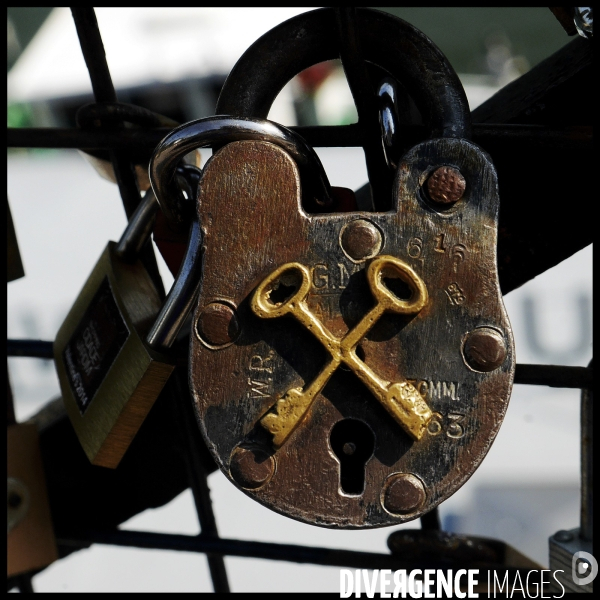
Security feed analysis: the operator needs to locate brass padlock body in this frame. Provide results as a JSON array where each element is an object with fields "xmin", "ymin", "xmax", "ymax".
[
  {"xmin": 8, "ymin": 424, "xmax": 58, "ymax": 576},
  {"xmin": 54, "ymin": 242, "xmax": 174, "ymax": 468},
  {"xmin": 190, "ymin": 139, "xmax": 514, "ymax": 528}
]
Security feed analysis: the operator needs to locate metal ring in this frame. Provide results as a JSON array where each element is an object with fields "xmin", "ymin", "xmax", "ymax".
[
  {"xmin": 217, "ymin": 8, "xmax": 470, "ymax": 140},
  {"xmin": 149, "ymin": 116, "xmax": 333, "ymax": 231}
]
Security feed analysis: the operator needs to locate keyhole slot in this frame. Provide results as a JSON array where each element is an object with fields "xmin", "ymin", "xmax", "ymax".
[{"xmin": 330, "ymin": 419, "xmax": 375, "ymax": 496}]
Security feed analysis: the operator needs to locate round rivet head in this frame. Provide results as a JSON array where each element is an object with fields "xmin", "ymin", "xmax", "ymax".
[
  {"xmin": 382, "ymin": 473, "xmax": 426, "ymax": 515},
  {"xmin": 196, "ymin": 302, "xmax": 240, "ymax": 347},
  {"xmin": 341, "ymin": 219, "xmax": 382, "ymax": 261},
  {"xmin": 554, "ymin": 530, "xmax": 574, "ymax": 543},
  {"xmin": 463, "ymin": 327, "xmax": 507, "ymax": 372},
  {"xmin": 230, "ymin": 447, "xmax": 275, "ymax": 490},
  {"xmin": 426, "ymin": 166, "xmax": 466, "ymax": 204}
]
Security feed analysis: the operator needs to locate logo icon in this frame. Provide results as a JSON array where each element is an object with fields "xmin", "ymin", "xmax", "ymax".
[{"xmin": 572, "ymin": 551, "xmax": 598, "ymax": 586}]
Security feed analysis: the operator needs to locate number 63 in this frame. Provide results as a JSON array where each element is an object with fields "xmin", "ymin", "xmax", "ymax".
[{"xmin": 427, "ymin": 412, "xmax": 465, "ymax": 439}]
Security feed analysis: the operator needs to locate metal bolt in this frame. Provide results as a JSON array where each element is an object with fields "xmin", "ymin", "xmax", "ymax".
[
  {"xmin": 554, "ymin": 530, "xmax": 574, "ymax": 543},
  {"xmin": 230, "ymin": 446, "xmax": 274, "ymax": 490},
  {"xmin": 197, "ymin": 302, "xmax": 240, "ymax": 347},
  {"xmin": 426, "ymin": 166, "xmax": 466, "ymax": 204},
  {"xmin": 341, "ymin": 219, "xmax": 382, "ymax": 261},
  {"xmin": 383, "ymin": 473, "xmax": 426, "ymax": 514},
  {"xmin": 463, "ymin": 327, "xmax": 507, "ymax": 372}
]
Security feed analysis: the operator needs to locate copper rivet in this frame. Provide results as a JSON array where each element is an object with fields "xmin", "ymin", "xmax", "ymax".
[
  {"xmin": 230, "ymin": 447, "xmax": 274, "ymax": 490},
  {"xmin": 463, "ymin": 327, "xmax": 507, "ymax": 372},
  {"xmin": 341, "ymin": 219, "xmax": 382, "ymax": 260},
  {"xmin": 426, "ymin": 166, "xmax": 466, "ymax": 204},
  {"xmin": 383, "ymin": 473, "xmax": 426, "ymax": 514},
  {"xmin": 197, "ymin": 302, "xmax": 239, "ymax": 347}
]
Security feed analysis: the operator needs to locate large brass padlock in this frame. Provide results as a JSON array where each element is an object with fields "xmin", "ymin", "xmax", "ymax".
[
  {"xmin": 54, "ymin": 188, "xmax": 196, "ymax": 469},
  {"xmin": 150, "ymin": 10, "xmax": 515, "ymax": 528}
]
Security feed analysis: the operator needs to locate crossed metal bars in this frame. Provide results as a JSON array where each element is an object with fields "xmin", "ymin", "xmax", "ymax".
[{"xmin": 251, "ymin": 255, "xmax": 433, "ymax": 448}]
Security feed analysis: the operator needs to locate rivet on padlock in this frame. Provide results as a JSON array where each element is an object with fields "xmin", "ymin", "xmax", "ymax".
[{"xmin": 54, "ymin": 177, "xmax": 203, "ymax": 469}]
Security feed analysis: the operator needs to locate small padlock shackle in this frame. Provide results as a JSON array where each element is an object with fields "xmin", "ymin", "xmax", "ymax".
[
  {"xmin": 216, "ymin": 8, "xmax": 470, "ymax": 141},
  {"xmin": 145, "ymin": 214, "xmax": 203, "ymax": 352},
  {"xmin": 150, "ymin": 116, "xmax": 333, "ymax": 231}
]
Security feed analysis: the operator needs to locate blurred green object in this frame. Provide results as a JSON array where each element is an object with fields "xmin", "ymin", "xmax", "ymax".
[{"xmin": 7, "ymin": 103, "xmax": 34, "ymax": 129}]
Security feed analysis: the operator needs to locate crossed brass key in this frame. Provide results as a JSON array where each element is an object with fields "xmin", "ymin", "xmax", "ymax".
[{"xmin": 251, "ymin": 255, "xmax": 433, "ymax": 448}]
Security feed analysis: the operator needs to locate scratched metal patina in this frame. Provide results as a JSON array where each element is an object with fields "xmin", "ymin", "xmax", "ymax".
[{"xmin": 190, "ymin": 139, "xmax": 514, "ymax": 528}]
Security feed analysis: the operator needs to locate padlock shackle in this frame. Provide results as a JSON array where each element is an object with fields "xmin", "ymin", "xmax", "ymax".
[
  {"xmin": 115, "ymin": 188, "xmax": 159, "ymax": 263},
  {"xmin": 150, "ymin": 116, "xmax": 333, "ymax": 232},
  {"xmin": 216, "ymin": 8, "xmax": 470, "ymax": 141},
  {"xmin": 145, "ymin": 215, "xmax": 203, "ymax": 352}
]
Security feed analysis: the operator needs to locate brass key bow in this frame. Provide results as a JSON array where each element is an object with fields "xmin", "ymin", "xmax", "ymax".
[{"xmin": 251, "ymin": 255, "xmax": 432, "ymax": 448}]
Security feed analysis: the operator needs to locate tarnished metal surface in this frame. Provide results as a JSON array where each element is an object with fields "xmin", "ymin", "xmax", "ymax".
[{"xmin": 190, "ymin": 137, "xmax": 514, "ymax": 527}]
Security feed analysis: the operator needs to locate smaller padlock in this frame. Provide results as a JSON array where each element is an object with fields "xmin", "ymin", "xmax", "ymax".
[
  {"xmin": 7, "ymin": 197, "xmax": 25, "ymax": 282},
  {"xmin": 54, "ymin": 182, "xmax": 202, "ymax": 469},
  {"xmin": 8, "ymin": 423, "xmax": 58, "ymax": 577}
]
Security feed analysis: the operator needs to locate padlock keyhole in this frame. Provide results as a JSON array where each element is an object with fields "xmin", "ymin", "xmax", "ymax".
[{"xmin": 330, "ymin": 419, "xmax": 375, "ymax": 496}]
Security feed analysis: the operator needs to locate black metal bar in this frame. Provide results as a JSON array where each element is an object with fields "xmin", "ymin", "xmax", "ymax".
[
  {"xmin": 420, "ymin": 507, "xmax": 441, "ymax": 531},
  {"xmin": 514, "ymin": 364, "xmax": 592, "ymax": 389},
  {"xmin": 70, "ymin": 8, "xmax": 164, "ymax": 298},
  {"xmin": 580, "ymin": 359, "xmax": 593, "ymax": 541},
  {"xmin": 171, "ymin": 367, "xmax": 230, "ymax": 592},
  {"xmin": 7, "ymin": 127, "xmax": 170, "ymax": 152},
  {"xmin": 53, "ymin": 529, "xmax": 450, "ymax": 569},
  {"xmin": 55, "ymin": 528, "xmax": 544, "ymax": 587},
  {"xmin": 8, "ymin": 124, "xmax": 592, "ymax": 152},
  {"xmin": 7, "ymin": 340, "xmax": 54, "ymax": 360},
  {"xmin": 69, "ymin": 8, "xmax": 117, "ymax": 103},
  {"xmin": 335, "ymin": 7, "xmax": 391, "ymax": 210}
]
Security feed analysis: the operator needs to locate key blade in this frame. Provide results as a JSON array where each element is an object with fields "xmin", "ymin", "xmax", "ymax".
[
  {"xmin": 384, "ymin": 383, "xmax": 432, "ymax": 441},
  {"xmin": 260, "ymin": 388, "xmax": 314, "ymax": 448}
]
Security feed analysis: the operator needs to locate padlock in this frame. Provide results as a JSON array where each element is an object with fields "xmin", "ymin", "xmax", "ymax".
[
  {"xmin": 150, "ymin": 9, "xmax": 514, "ymax": 528},
  {"xmin": 7, "ymin": 196, "xmax": 25, "ymax": 282},
  {"xmin": 8, "ymin": 423, "xmax": 58, "ymax": 576},
  {"xmin": 53, "ymin": 185, "xmax": 198, "ymax": 469}
]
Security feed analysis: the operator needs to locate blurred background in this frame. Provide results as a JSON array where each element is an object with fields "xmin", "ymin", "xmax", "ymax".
[{"xmin": 7, "ymin": 7, "xmax": 592, "ymax": 593}]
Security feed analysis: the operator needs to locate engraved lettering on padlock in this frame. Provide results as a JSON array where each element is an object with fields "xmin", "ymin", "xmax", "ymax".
[
  {"xmin": 62, "ymin": 277, "xmax": 129, "ymax": 415},
  {"xmin": 252, "ymin": 256, "xmax": 432, "ymax": 447},
  {"xmin": 445, "ymin": 282, "xmax": 466, "ymax": 305},
  {"xmin": 311, "ymin": 262, "xmax": 358, "ymax": 293},
  {"xmin": 426, "ymin": 412, "xmax": 466, "ymax": 439}
]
